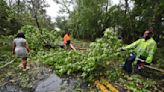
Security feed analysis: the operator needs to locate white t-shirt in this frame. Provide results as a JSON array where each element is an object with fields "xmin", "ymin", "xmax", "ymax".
[{"xmin": 14, "ymin": 38, "xmax": 28, "ymax": 58}]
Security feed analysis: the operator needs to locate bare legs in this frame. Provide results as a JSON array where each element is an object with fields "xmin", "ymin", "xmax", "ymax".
[{"xmin": 21, "ymin": 57, "xmax": 28, "ymax": 71}]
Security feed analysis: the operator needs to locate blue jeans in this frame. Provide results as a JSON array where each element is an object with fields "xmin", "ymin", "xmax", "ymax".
[
  {"xmin": 123, "ymin": 54, "xmax": 136, "ymax": 74},
  {"xmin": 124, "ymin": 54, "xmax": 150, "ymax": 74}
]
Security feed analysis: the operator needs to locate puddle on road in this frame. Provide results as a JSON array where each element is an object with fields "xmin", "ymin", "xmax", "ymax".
[
  {"xmin": 35, "ymin": 74, "xmax": 62, "ymax": 92},
  {"xmin": 1, "ymin": 74, "xmax": 78, "ymax": 92},
  {"xmin": 0, "ymin": 63, "xmax": 84, "ymax": 92},
  {"xmin": 0, "ymin": 84, "xmax": 33, "ymax": 92},
  {"xmin": 35, "ymin": 74, "xmax": 79, "ymax": 92}
]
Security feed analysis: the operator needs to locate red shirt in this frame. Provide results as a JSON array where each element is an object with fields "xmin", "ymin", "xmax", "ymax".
[{"xmin": 64, "ymin": 34, "xmax": 71, "ymax": 45}]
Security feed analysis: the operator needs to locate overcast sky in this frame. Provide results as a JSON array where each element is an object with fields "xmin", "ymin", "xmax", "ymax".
[{"xmin": 45, "ymin": 0, "xmax": 120, "ymax": 21}]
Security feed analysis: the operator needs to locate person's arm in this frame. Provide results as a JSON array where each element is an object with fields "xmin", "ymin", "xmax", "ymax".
[
  {"xmin": 23, "ymin": 40, "xmax": 30, "ymax": 53},
  {"xmin": 70, "ymin": 43, "xmax": 76, "ymax": 51},
  {"xmin": 25, "ymin": 42, "xmax": 30, "ymax": 53},
  {"xmin": 145, "ymin": 42, "xmax": 157, "ymax": 63},
  {"xmin": 123, "ymin": 39, "xmax": 141, "ymax": 50}
]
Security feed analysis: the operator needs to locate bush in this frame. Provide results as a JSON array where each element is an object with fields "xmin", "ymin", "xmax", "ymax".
[
  {"xmin": 19, "ymin": 25, "xmax": 61, "ymax": 50},
  {"xmin": 37, "ymin": 28, "xmax": 126, "ymax": 82}
]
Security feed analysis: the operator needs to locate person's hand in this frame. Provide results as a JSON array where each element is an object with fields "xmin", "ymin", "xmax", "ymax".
[
  {"xmin": 140, "ymin": 60, "xmax": 145, "ymax": 62},
  {"xmin": 26, "ymin": 47, "xmax": 30, "ymax": 53},
  {"xmin": 136, "ymin": 58, "xmax": 145, "ymax": 62},
  {"xmin": 27, "ymin": 48, "xmax": 30, "ymax": 53}
]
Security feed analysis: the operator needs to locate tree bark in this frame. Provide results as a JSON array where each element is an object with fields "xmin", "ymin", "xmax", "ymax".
[
  {"xmin": 17, "ymin": 0, "xmax": 20, "ymax": 11},
  {"xmin": 30, "ymin": 0, "xmax": 42, "ymax": 34},
  {"xmin": 125, "ymin": 0, "xmax": 129, "ymax": 14},
  {"xmin": 8, "ymin": 0, "xmax": 12, "ymax": 7}
]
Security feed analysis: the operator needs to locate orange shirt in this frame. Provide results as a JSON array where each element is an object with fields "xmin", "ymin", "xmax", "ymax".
[{"xmin": 64, "ymin": 34, "xmax": 71, "ymax": 45}]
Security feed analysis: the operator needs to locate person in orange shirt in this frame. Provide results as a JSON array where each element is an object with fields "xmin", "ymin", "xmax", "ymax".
[
  {"xmin": 63, "ymin": 32, "xmax": 76, "ymax": 50},
  {"xmin": 64, "ymin": 33, "xmax": 71, "ymax": 46}
]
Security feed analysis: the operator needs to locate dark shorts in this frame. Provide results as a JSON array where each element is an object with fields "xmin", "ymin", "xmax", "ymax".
[{"xmin": 66, "ymin": 40, "xmax": 71, "ymax": 46}]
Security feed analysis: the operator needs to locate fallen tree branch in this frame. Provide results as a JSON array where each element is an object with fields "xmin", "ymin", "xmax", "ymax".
[
  {"xmin": 0, "ymin": 58, "xmax": 17, "ymax": 69},
  {"xmin": 78, "ymin": 48, "xmax": 87, "ymax": 50},
  {"xmin": 144, "ymin": 65, "xmax": 164, "ymax": 74},
  {"xmin": 0, "ymin": 81, "xmax": 8, "ymax": 87}
]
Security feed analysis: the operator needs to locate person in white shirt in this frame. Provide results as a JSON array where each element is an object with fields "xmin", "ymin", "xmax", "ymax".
[{"xmin": 13, "ymin": 32, "xmax": 30, "ymax": 71}]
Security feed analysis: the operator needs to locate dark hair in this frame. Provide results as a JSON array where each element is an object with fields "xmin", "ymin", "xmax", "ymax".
[
  {"xmin": 146, "ymin": 30, "xmax": 153, "ymax": 35},
  {"xmin": 67, "ymin": 32, "xmax": 71, "ymax": 35},
  {"xmin": 16, "ymin": 32, "xmax": 25, "ymax": 39},
  {"xmin": 148, "ymin": 31, "xmax": 153, "ymax": 35},
  {"xmin": 146, "ymin": 30, "xmax": 153, "ymax": 38}
]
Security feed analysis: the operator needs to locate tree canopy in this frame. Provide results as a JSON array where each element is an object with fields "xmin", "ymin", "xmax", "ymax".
[{"xmin": 55, "ymin": 0, "xmax": 164, "ymax": 43}]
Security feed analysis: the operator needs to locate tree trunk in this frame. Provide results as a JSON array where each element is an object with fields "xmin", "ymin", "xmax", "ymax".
[
  {"xmin": 31, "ymin": 0, "xmax": 42, "ymax": 34},
  {"xmin": 17, "ymin": 0, "xmax": 20, "ymax": 13},
  {"xmin": 8, "ymin": 0, "xmax": 12, "ymax": 7},
  {"xmin": 34, "ymin": 14, "xmax": 42, "ymax": 34},
  {"xmin": 124, "ymin": 0, "xmax": 129, "ymax": 14}
]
